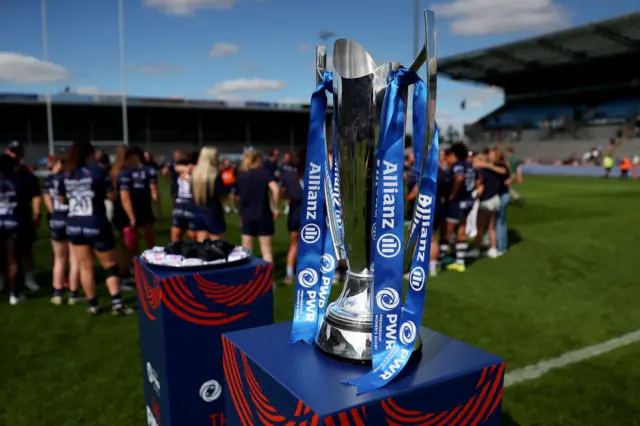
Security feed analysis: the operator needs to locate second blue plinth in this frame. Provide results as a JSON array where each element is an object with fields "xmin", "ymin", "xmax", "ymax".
[
  {"xmin": 135, "ymin": 256, "xmax": 274, "ymax": 426},
  {"xmin": 222, "ymin": 322, "xmax": 505, "ymax": 425}
]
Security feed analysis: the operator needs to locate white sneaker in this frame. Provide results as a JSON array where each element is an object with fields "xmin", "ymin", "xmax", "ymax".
[
  {"xmin": 486, "ymin": 248, "xmax": 499, "ymax": 259},
  {"xmin": 9, "ymin": 294, "xmax": 25, "ymax": 306},
  {"xmin": 25, "ymin": 273, "xmax": 39, "ymax": 292}
]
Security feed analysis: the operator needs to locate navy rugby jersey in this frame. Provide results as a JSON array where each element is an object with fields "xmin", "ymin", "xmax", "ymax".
[
  {"xmin": 448, "ymin": 160, "xmax": 476, "ymax": 201},
  {"xmin": 44, "ymin": 171, "xmax": 69, "ymax": 220},
  {"xmin": 235, "ymin": 168, "xmax": 275, "ymax": 220},
  {"xmin": 193, "ymin": 174, "xmax": 226, "ymax": 219},
  {"xmin": 0, "ymin": 173, "xmax": 19, "ymax": 229},
  {"xmin": 280, "ymin": 169, "xmax": 303, "ymax": 207},
  {"xmin": 116, "ymin": 166, "xmax": 156, "ymax": 209},
  {"xmin": 15, "ymin": 165, "xmax": 41, "ymax": 219},
  {"xmin": 168, "ymin": 161, "xmax": 180, "ymax": 197},
  {"xmin": 175, "ymin": 175, "xmax": 195, "ymax": 207},
  {"xmin": 58, "ymin": 163, "xmax": 111, "ymax": 228}
]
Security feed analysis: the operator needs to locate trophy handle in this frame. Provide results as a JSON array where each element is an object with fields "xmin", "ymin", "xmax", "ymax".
[
  {"xmin": 424, "ymin": 9, "xmax": 438, "ymax": 154},
  {"xmin": 316, "ymin": 45, "xmax": 347, "ymax": 261},
  {"xmin": 316, "ymin": 45, "xmax": 327, "ymax": 84},
  {"xmin": 407, "ymin": 9, "xmax": 437, "ymax": 249}
]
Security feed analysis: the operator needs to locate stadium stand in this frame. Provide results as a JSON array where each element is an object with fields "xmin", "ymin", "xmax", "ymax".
[
  {"xmin": 440, "ymin": 12, "xmax": 640, "ymax": 155},
  {"xmin": 0, "ymin": 92, "xmax": 332, "ymax": 164}
]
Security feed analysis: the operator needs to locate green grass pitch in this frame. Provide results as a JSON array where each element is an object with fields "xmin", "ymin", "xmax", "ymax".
[{"xmin": 1, "ymin": 176, "xmax": 639, "ymax": 425}]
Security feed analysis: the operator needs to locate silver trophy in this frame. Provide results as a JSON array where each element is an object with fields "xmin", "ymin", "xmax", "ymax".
[{"xmin": 315, "ymin": 10, "xmax": 438, "ymax": 363}]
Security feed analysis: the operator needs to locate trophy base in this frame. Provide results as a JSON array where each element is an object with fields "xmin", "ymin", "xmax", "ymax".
[{"xmin": 316, "ymin": 310, "xmax": 422, "ymax": 365}]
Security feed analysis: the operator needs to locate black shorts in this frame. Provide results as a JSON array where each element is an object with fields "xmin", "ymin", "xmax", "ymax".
[
  {"xmin": 134, "ymin": 204, "xmax": 155, "ymax": 228},
  {"xmin": 67, "ymin": 222, "xmax": 116, "ymax": 252},
  {"xmin": 242, "ymin": 216, "xmax": 274, "ymax": 237},
  {"xmin": 288, "ymin": 204, "xmax": 301, "ymax": 232}
]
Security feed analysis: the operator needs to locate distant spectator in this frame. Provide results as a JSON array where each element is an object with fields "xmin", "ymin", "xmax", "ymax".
[
  {"xmin": 620, "ymin": 157, "xmax": 631, "ymax": 179},
  {"xmin": 263, "ymin": 149, "xmax": 279, "ymax": 180}
]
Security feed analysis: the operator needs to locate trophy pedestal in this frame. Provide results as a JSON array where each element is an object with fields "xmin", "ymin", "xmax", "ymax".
[
  {"xmin": 134, "ymin": 257, "xmax": 274, "ymax": 426},
  {"xmin": 222, "ymin": 322, "xmax": 505, "ymax": 425}
]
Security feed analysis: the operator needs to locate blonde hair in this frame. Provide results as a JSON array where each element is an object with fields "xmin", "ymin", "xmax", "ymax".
[
  {"xmin": 192, "ymin": 146, "xmax": 219, "ymax": 206},
  {"xmin": 241, "ymin": 150, "xmax": 261, "ymax": 171}
]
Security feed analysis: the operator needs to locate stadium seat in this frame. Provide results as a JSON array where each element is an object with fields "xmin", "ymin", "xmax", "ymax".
[{"xmin": 588, "ymin": 98, "xmax": 640, "ymax": 120}]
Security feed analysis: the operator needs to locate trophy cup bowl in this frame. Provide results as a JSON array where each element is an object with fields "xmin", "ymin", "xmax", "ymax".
[{"xmin": 315, "ymin": 40, "xmax": 417, "ymax": 363}]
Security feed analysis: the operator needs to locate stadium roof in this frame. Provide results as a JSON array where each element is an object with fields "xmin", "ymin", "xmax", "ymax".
[
  {"xmin": 0, "ymin": 92, "xmax": 325, "ymax": 114},
  {"xmin": 439, "ymin": 12, "xmax": 640, "ymax": 87}
]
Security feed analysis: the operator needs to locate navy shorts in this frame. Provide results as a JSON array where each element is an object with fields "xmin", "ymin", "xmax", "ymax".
[
  {"xmin": 192, "ymin": 211, "xmax": 226, "ymax": 235},
  {"xmin": 0, "ymin": 226, "xmax": 20, "ymax": 243},
  {"xmin": 242, "ymin": 217, "xmax": 274, "ymax": 237},
  {"xmin": 67, "ymin": 222, "xmax": 116, "ymax": 252},
  {"xmin": 50, "ymin": 225, "xmax": 67, "ymax": 242},
  {"xmin": 445, "ymin": 199, "xmax": 473, "ymax": 224},
  {"xmin": 288, "ymin": 204, "xmax": 301, "ymax": 232},
  {"xmin": 49, "ymin": 216, "xmax": 67, "ymax": 241},
  {"xmin": 172, "ymin": 208, "xmax": 196, "ymax": 231}
]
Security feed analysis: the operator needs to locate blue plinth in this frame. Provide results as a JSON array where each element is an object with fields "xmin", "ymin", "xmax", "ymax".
[
  {"xmin": 134, "ymin": 257, "xmax": 274, "ymax": 426},
  {"xmin": 222, "ymin": 322, "xmax": 505, "ymax": 425}
]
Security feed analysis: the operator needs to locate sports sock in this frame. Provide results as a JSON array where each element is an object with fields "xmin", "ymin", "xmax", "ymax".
[
  {"xmin": 455, "ymin": 241, "xmax": 468, "ymax": 265},
  {"xmin": 111, "ymin": 293, "xmax": 123, "ymax": 307}
]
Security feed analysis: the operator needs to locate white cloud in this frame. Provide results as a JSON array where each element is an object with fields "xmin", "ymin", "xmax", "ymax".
[
  {"xmin": 297, "ymin": 44, "xmax": 309, "ymax": 51},
  {"xmin": 465, "ymin": 99, "xmax": 483, "ymax": 109},
  {"xmin": 71, "ymin": 86, "xmax": 121, "ymax": 96},
  {"xmin": 0, "ymin": 52, "xmax": 71, "ymax": 84},
  {"xmin": 455, "ymin": 85, "xmax": 503, "ymax": 104},
  {"xmin": 144, "ymin": 0, "xmax": 236, "ymax": 16},
  {"xmin": 205, "ymin": 78, "xmax": 286, "ymax": 95},
  {"xmin": 279, "ymin": 97, "xmax": 310, "ymax": 104},
  {"xmin": 209, "ymin": 43, "xmax": 240, "ymax": 58},
  {"xmin": 431, "ymin": 0, "xmax": 571, "ymax": 35}
]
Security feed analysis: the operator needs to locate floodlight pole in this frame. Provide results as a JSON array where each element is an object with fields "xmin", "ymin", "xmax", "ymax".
[
  {"xmin": 41, "ymin": 0, "xmax": 55, "ymax": 155},
  {"xmin": 118, "ymin": 0, "xmax": 129, "ymax": 145}
]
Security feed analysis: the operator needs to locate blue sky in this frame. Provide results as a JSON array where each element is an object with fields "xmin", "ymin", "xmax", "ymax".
[{"xmin": 0, "ymin": 0, "xmax": 638, "ymax": 129}]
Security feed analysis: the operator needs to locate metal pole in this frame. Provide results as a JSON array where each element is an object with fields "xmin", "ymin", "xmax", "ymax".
[
  {"xmin": 41, "ymin": 0, "xmax": 54, "ymax": 155},
  {"xmin": 118, "ymin": 0, "xmax": 129, "ymax": 145},
  {"xmin": 413, "ymin": 0, "xmax": 419, "ymax": 56}
]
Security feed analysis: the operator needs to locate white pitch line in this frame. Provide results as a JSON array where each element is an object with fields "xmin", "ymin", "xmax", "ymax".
[{"xmin": 504, "ymin": 329, "xmax": 640, "ymax": 388}]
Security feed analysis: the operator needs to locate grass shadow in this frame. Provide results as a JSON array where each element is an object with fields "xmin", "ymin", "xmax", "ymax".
[
  {"xmin": 501, "ymin": 412, "xmax": 521, "ymax": 426},
  {"xmin": 507, "ymin": 228, "xmax": 522, "ymax": 248}
]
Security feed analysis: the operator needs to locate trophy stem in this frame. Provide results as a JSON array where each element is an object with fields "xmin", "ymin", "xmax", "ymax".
[{"xmin": 316, "ymin": 269, "xmax": 422, "ymax": 363}]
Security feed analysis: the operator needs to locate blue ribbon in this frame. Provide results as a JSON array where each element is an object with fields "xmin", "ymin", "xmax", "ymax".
[
  {"xmin": 345, "ymin": 69, "xmax": 439, "ymax": 394},
  {"xmin": 290, "ymin": 72, "xmax": 336, "ymax": 344}
]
